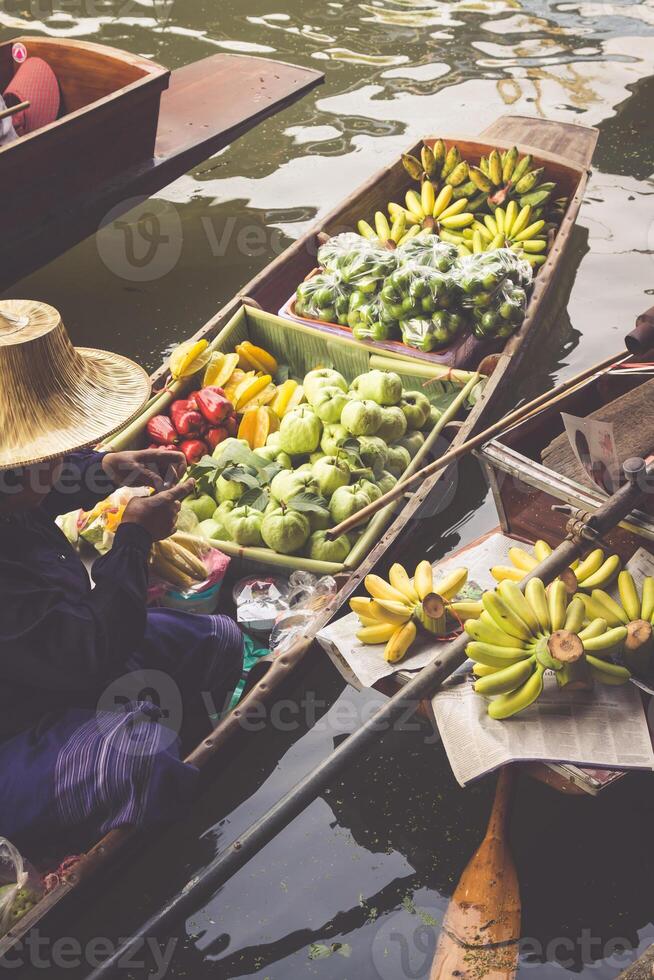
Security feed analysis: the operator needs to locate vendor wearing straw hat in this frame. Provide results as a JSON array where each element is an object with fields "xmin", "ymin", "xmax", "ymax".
[{"xmin": 0, "ymin": 301, "xmax": 244, "ymax": 851}]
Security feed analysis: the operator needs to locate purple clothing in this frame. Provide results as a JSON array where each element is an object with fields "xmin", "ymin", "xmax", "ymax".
[{"xmin": 0, "ymin": 450, "xmax": 244, "ymax": 847}]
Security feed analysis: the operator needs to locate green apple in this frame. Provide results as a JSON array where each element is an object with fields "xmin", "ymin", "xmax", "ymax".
[
  {"xmin": 310, "ymin": 451, "xmax": 326, "ymax": 464},
  {"xmin": 215, "ymin": 474, "xmax": 244, "ymax": 504},
  {"xmin": 399, "ymin": 391, "xmax": 431, "ymax": 430},
  {"xmin": 225, "ymin": 506, "xmax": 263, "ymax": 547},
  {"xmin": 355, "ymin": 435, "xmax": 388, "ymax": 475},
  {"xmin": 321, "ymin": 423, "xmax": 348, "ymax": 456},
  {"xmin": 253, "ymin": 446, "xmax": 292, "ymax": 469},
  {"xmin": 341, "ymin": 399, "xmax": 382, "ymax": 437},
  {"xmin": 261, "ymin": 507, "xmax": 310, "ymax": 554},
  {"xmin": 427, "ymin": 404, "xmax": 442, "ymax": 429},
  {"xmin": 378, "ymin": 470, "xmax": 398, "ymax": 495},
  {"xmin": 270, "ymin": 469, "xmax": 319, "ymax": 503},
  {"xmin": 296, "ymin": 462, "xmax": 314, "ymax": 473},
  {"xmin": 182, "ymin": 493, "xmax": 219, "ymax": 523},
  {"xmin": 359, "ymin": 479, "xmax": 382, "ymax": 503},
  {"xmin": 197, "ymin": 518, "xmax": 230, "ymax": 541},
  {"xmin": 313, "ymin": 455, "xmax": 350, "ymax": 498},
  {"xmin": 278, "ymin": 405, "xmax": 322, "ymax": 455},
  {"xmin": 311, "ymin": 385, "xmax": 350, "ymax": 424},
  {"xmin": 303, "ymin": 368, "xmax": 347, "ymax": 403},
  {"xmin": 351, "ymin": 369, "xmax": 403, "ymax": 406},
  {"xmin": 212, "ymin": 437, "xmax": 249, "ymax": 460},
  {"xmin": 386, "ymin": 444, "xmax": 411, "ymax": 477},
  {"xmin": 212, "ymin": 503, "xmax": 235, "ymax": 530},
  {"xmin": 307, "ymin": 530, "xmax": 351, "ymax": 563},
  {"xmin": 329, "ymin": 482, "xmax": 372, "ymax": 523},
  {"xmin": 376, "ymin": 406, "xmax": 408, "ymax": 443},
  {"xmin": 397, "ymin": 431, "xmax": 425, "ymax": 458}
]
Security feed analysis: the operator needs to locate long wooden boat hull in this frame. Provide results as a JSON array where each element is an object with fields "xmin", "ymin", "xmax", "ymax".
[
  {"xmin": 0, "ymin": 114, "xmax": 598, "ymax": 955},
  {"xmin": 0, "ymin": 39, "xmax": 324, "ymax": 289}
]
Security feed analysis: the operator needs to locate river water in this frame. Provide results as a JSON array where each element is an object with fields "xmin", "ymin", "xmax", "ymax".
[{"xmin": 2, "ymin": 1, "xmax": 654, "ymax": 978}]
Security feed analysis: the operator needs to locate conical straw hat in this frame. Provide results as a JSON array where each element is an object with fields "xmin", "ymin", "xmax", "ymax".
[{"xmin": 0, "ymin": 299, "xmax": 151, "ymax": 470}]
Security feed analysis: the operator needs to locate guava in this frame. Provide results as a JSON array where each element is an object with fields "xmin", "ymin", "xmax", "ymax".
[
  {"xmin": 378, "ymin": 470, "xmax": 398, "ymax": 495},
  {"xmin": 270, "ymin": 469, "xmax": 319, "ymax": 503},
  {"xmin": 309, "ymin": 508, "xmax": 331, "ymax": 532},
  {"xmin": 397, "ymin": 431, "xmax": 426, "ymax": 459},
  {"xmin": 399, "ymin": 391, "xmax": 431, "ymax": 430},
  {"xmin": 212, "ymin": 437, "xmax": 249, "ymax": 460},
  {"xmin": 312, "ymin": 455, "xmax": 350, "ymax": 498},
  {"xmin": 181, "ymin": 494, "xmax": 216, "ymax": 523},
  {"xmin": 253, "ymin": 446, "xmax": 293, "ymax": 469},
  {"xmin": 307, "ymin": 530, "xmax": 351, "ymax": 563},
  {"xmin": 225, "ymin": 506, "xmax": 263, "ymax": 547},
  {"xmin": 355, "ymin": 435, "xmax": 388, "ymax": 475},
  {"xmin": 215, "ymin": 474, "xmax": 244, "ymax": 504},
  {"xmin": 310, "ymin": 451, "xmax": 326, "ymax": 465},
  {"xmin": 359, "ymin": 479, "xmax": 382, "ymax": 503},
  {"xmin": 310, "ymin": 385, "xmax": 350, "ymax": 424},
  {"xmin": 278, "ymin": 405, "xmax": 322, "ymax": 455},
  {"xmin": 427, "ymin": 404, "xmax": 442, "ymax": 429},
  {"xmin": 176, "ymin": 507, "xmax": 199, "ymax": 534},
  {"xmin": 261, "ymin": 507, "xmax": 310, "ymax": 555},
  {"xmin": 197, "ymin": 518, "xmax": 230, "ymax": 541},
  {"xmin": 213, "ymin": 500, "xmax": 236, "ymax": 525},
  {"xmin": 321, "ymin": 423, "xmax": 349, "ymax": 456},
  {"xmin": 303, "ymin": 368, "xmax": 348, "ymax": 403},
  {"xmin": 386, "ymin": 444, "xmax": 411, "ymax": 477},
  {"xmin": 351, "ymin": 369, "xmax": 403, "ymax": 406},
  {"xmin": 376, "ymin": 406, "xmax": 408, "ymax": 443},
  {"xmin": 341, "ymin": 399, "xmax": 382, "ymax": 437},
  {"xmin": 266, "ymin": 432, "xmax": 281, "ymax": 448},
  {"xmin": 329, "ymin": 482, "xmax": 372, "ymax": 523}
]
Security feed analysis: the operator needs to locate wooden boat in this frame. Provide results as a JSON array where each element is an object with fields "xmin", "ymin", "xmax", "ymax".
[
  {"xmin": 0, "ymin": 36, "xmax": 323, "ymax": 289},
  {"xmin": 0, "ymin": 113, "xmax": 599, "ymax": 955}
]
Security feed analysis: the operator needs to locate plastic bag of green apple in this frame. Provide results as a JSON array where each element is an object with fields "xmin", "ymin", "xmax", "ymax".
[
  {"xmin": 347, "ymin": 296, "xmax": 397, "ymax": 342},
  {"xmin": 380, "ymin": 264, "xmax": 461, "ymax": 323},
  {"xmin": 0, "ymin": 838, "xmax": 44, "ymax": 936},
  {"xmin": 295, "ymin": 271, "xmax": 352, "ymax": 326},
  {"xmin": 400, "ymin": 310, "xmax": 467, "ymax": 352},
  {"xmin": 395, "ymin": 234, "xmax": 458, "ymax": 272},
  {"xmin": 269, "ymin": 572, "xmax": 339, "ymax": 655},
  {"xmin": 318, "ymin": 233, "xmax": 396, "ymax": 287},
  {"xmin": 456, "ymin": 248, "xmax": 532, "ymax": 303},
  {"xmin": 469, "ymin": 279, "xmax": 530, "ymax": 340}
]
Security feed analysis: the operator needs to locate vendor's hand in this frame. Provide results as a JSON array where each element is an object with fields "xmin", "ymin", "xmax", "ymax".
[
  {"xmin": 102, "ymin": 448, "xmax": 187, "ymax": 492},
  {"xmin": 122, "ymin": 480, "xmax": 196, "ymax": 541}
]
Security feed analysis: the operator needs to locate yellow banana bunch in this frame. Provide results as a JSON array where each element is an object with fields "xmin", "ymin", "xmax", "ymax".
[
  {"xmin": 401, "ymin": 140, "xmax": 482, "ymax": 203},
  {"xmin": 169, "ymin": 339, "xmax": 212, "ymax": 380},
  {"xmin": 465, "ymin": 576, "xmax": 630, "ymax": 719},
  {"xmin": 453, "ymin": 204, "xmax": 548, "ymax": 269},
  {"xmin": 349, "ymin": 561, "xmax": 471, "ymax": 663},
  {"xmin": 493, "ymin": 543, "xmax": 622, "ymax": 592},
  {"xmin": 386, "ymin": 182, "xmax": 475, "ymax": 238},
  {"xmin": 358, "ymin": 209, "xmax": 423, "ymax": 248},
  {"xmin": 576, "ymin": 570, "xmax": 654, "ymax": 675}
]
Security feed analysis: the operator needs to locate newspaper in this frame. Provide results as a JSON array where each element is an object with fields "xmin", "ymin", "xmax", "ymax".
[
  {"xmin": 431, "ymin": 670, "xmax": 654, "ymax": 786},
  {"xmin": 317, "ymin": 532, "xmax": 515, "ymax": 689}
]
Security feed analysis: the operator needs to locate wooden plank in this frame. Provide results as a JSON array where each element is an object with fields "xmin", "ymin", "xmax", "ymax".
[
  {"xmin": 0, "ymin": 54, "xmax": 323, "ymax": 291},
  {"xmin": 481, "ymin": 114, "xmax": 599, "ymax": 168}
]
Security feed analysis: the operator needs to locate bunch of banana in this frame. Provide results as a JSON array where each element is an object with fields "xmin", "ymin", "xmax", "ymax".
[
  {"xmin": 349, "ymin": 561, "xmax": 478, "ymax": 663},
  {"xmin": 465, "ymin": 576, "xmax": 630, "ymax": 719},
  {"xmin": 401, "ymin": 140, "xmax": 485, "ymax": 206},
  {"xmin": 384, "ymin": 182, "xmax": 475, "ymax": 241},
  {"xmin": 358, "ymin": 210, "xmax": 423, "ymax": 249},
  {"xmin": 469, "ymin": 147, "xmax": 557, "ymax": 213},
  {"xmin": 447, "ymin": 203, "xmax": 549, "ymax": 270},
  {"xmin": 576, "ymin": 570, "xmax": 654, "ymax": 674},
  {"xmin": 491, "ymin": 542, "xmax": 622, "ymax": 591},
  {"xmin": 150, "ymin": 532, "xmax": 211, "ymax": 590}
]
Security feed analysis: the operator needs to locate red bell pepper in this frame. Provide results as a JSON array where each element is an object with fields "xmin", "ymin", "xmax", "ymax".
[
  {"xmin": 206, "ymin": 426, "xmax": 229, "ymax": 451},
  {"xmin": 146, "ymin": 415, "xmax": 178, "ymax": 446},
  {"xmin": 196, "ymin": 386, "xmax": 232, "ymax": 425},
  {"xmin": 179, "ymin": 439, "xmax": 208, "ymax": 464},
  {"xmin": 170, "ymin": 399, "xmax": 204, "ymax": 437}
]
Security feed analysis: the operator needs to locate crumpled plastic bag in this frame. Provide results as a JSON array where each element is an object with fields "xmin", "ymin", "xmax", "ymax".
[
  {"xmin": 269, "ymin": 572, "xmax": 338, "ymax": 655},
  {"xmin": 456, "ymin": 248, "xmax": 532, "ymax": 339},
  {"xmin": 0, "ymin": 838, "xmax": 43, "ymax": 937}
]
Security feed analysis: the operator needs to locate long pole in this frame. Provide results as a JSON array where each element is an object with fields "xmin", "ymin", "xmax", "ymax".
[
  {"xmin": 326, "ymin": 348, "xmax": 630, "ymax": 540},
  {"xmin": 87, "ymin": 461, "xmax": 648, "ymax": 980}
]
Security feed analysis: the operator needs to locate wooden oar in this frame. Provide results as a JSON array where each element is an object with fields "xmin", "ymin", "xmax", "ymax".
[
  {"xmin": 326, "ymin": 348, "xmax": 631, "ymax": 540},
  {"xmin": 431, "ymin": 767, "xmax": 520, "ymax": 980}
]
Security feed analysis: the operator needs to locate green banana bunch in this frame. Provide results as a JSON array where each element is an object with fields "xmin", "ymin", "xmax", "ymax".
[
  {"xmin": 401, "ymin": 140, "xmax": 484, "ymax": 204},
  {"xmin": 358, "ymin": 209, "xmax": 424, "ymax": 249},
  {"xmin": 465, "ymin": 576, "xmax": 631, "ymax": 719},
  {"xmin": 469, "ymin": 146, "xmax": 557, "ymax": 213}
]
